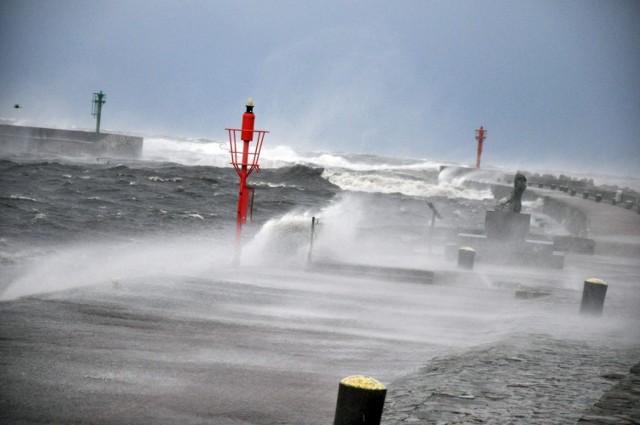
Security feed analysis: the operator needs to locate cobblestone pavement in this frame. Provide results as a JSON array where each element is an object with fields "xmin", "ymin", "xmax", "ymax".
[
  {"xmin": 579, "ymin": 362, "xmax": 640, "ymax": 425},
  {"xmin": 382, "ymin": 187, "xmax": 640, "ymax": 425},
  {"xmin": 382, "ymin": 335, "xmax": 639, "ymax": 424}
]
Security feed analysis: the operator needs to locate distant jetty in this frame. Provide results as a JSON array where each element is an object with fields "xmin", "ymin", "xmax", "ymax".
[
  {"xmin": 439, "ymin": 165, "xmax": 639, "ymax": 209},
  {"xmin": 0, "ymin": 124, "xmax": 143, "ymax": 159}
]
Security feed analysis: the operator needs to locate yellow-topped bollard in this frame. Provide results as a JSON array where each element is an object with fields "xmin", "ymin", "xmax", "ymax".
[
  {"xmin": 333, "ymin": 375, "xmax": 387, "ymax": 425},
  {"xmin": 457, "ymin": 246, "xmax": 476, "ymax": 270},
  {"xmin": 580, "ymin": 278, "xmax": 608, "ymax": 316}
]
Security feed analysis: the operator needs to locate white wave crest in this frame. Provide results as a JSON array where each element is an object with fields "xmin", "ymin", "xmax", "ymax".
[
  {"xmin": 141, "ymin": 136, "xmax": 441, "ymax": 173},
  {"xmin": 143, "ymin": 137, "xmax": 231, "ymax": 167},
  {"xmin": 9, "ymin": 194, "xmax": 38, "ymax": 202},
  {"xmin": 321, "ymin": 169, "xmax": 493, "ymax": 200}
]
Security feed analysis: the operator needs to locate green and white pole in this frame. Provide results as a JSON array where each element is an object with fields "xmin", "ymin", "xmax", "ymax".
[{"xmin": 92, "ymin": 91, "xmax": 106, "ymax": 136}]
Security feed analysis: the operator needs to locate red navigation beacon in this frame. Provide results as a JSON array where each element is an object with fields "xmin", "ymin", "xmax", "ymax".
[
  {"xmin": 226, "ymin": 98, "xmax": 269, "ymax": 264},
  {"xmin": 475, "ymin": 126, "xmax": 487, "ymax": 169}
]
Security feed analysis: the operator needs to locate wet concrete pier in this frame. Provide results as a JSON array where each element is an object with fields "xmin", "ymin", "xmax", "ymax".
[
  {"xmin": 380, "ymin": 186, "xmax": 640, "ymax": 424},
  {"xmin": 1, "ymin": 174, "xmax": 639, "ymax": 424}
]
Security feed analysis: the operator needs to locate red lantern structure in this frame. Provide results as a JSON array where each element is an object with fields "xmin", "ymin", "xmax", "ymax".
[
  {"xmin": 227, "ymin": 98, "xmax": 269, "ymax": 263},
  {"xmin": 475, "ymin": 126, "xmax": 487, "ymax": 169}
]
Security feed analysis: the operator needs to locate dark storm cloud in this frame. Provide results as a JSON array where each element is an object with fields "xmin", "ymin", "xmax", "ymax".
[{"xmin": 1, "ymin": 0, "xmax": 638, "ymax": 175}]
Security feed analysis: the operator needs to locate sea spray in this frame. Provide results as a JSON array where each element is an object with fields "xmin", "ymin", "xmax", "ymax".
[
  {"xmin": 242, "ymin": 211, "xmax": 315, "ymax": 267},
  {"xmin": 1, "ymin": 233, "xmax": 234, "ymax": 301},
  {"xmin": 242, "ymin": 194, "xmax": 368, "ymax": 267}
]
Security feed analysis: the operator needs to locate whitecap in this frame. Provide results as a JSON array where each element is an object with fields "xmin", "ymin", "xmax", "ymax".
[
  {"xmin": 9, "ymin": 194, "xmax": 38, "ymax": 202},
  {"xmin": 184, "ymin": 213, "xmax": 204, "ymax": 220},
  {"xmin": 31, "ymin": 212, "xmax": 47, "ymax": 223},
  {"xmin": 321, "ymin": 169, "xmax": 493, "ymax": 200}
]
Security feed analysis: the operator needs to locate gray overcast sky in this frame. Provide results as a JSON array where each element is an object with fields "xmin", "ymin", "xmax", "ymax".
[{"xmin": 1, "ymin": 0, "xmax": 638, "ymax": 175}]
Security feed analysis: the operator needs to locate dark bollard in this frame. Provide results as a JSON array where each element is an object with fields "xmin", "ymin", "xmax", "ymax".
[
  {"xmin": 569, "ymin": 189, "xmax": 576, "ymax": 196},
  {"xmin": 538, "ymin": 183, "xmax": 544, "ymax": 188},
  {"xmin": 580, "ymin": 278, "xmax": 608, "ymax": 316},
  {"xmin": 334, "ymin": 375, "xmax": 386, "ymax": 425},
  {"xmin": 595, "ymin": 193, "xmax": 602, "ymax": 202},
  {"xmin": 550, "ymin": 184, "xmax": 556, "ymax": 190},
  {"xmin": 583, "ymin": 191, "xmax": 589, "ymax": 199},
  {"xmin": 457, "ymin": 247, "xmax": 476, "ymax": 270}
]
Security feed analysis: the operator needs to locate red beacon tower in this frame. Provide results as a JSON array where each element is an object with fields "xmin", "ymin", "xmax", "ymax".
[
  {"xmin": 475, "ymin": 126, "xmax": 487, "ymax": 169},
  {"xmin": 227, "ymin": 98, "xmax": 269, "ymax": 263}
]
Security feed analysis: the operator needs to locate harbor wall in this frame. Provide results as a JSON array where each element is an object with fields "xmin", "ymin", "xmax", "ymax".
[{"xmin": 0, "ymin": 124, "xmax": 143, "ymax": 159}]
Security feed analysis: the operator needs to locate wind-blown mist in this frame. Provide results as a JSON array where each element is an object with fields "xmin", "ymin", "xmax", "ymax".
[
  {"xmin": 1, "ymin": 124, "xmax": 639, "ymax": 424},
  {"xmin": 1, "ymin": 234, "xmax": 234, "ymax": 301}
]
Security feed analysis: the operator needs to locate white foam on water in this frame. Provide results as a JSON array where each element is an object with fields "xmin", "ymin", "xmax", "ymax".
[
  {"xmin": 142, "ymin": 137, "xmax": 231, "ymax": 167},
  {"xmin": 322, "ymin": 169, "xmax": 493, "ymax": 200},
  {"xmin": 141, "ymin": 135, "xmax": 442, "ymax": 171},
  {"xmin": 140, "ymin": 135, "xmax": 493, "ymax": 201}
]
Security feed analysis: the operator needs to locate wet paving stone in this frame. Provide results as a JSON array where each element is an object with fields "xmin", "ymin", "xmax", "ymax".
[
  {"xmin": 578, "ymin": 362, "xmax": 640, "ymax": 424},
  {"xmin": 382, "ymin": 335, "xmax": 639, "ymax": 424}
]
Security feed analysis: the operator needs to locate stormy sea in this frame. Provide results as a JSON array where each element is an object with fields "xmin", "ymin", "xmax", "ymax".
[{"xmin": 1, "ymin": 136, "xmax": 639, "ymax": 424}]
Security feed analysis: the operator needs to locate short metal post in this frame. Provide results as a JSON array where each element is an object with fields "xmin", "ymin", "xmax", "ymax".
[
  {"xmin": 308, "ymin": 216, "xmax": 316, "ymax": 263},
  {"xmin": 333, "ymin": 375, "xmax": 386, "ymax": 425},
  {"xmin": 426, "ymin": 202, "xmax": 442, "ymax": 254}
]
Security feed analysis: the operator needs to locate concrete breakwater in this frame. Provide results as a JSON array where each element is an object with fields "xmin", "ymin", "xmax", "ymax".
[
  {"xmin": 0, "ymin": 124, "xmax": 143, "ymax": 159},
  {"xmin": 379, "ymin": 167, "xmax": 640, "ymax": 424},
  {"xmin": 442, "ymin": 168, "xmax": 590, "ymax": 239},
  {"xmin": 440, "ymin": 166, "xmax": 639, "ymax": 217},
  {"xmin": 439, "ymin": 166, "xmax": 640, "ymax": 254}
]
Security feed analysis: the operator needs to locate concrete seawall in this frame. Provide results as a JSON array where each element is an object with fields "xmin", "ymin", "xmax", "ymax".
[
  {"xmin": 540, "ymin": 194, "xmax": 589, "ymax": 237},
  {"xmin": 0, "ymin": 124, "xmax": 143, "ymax": 159}
]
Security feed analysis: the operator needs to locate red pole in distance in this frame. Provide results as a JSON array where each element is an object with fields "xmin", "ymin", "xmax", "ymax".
[{"xmin": 475, "ymin": 126, "xmax": 486, "ymax": 169}]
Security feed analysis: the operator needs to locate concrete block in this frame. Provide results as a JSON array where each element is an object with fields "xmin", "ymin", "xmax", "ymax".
[
  {"xmin": 553, "ymin": 235, "xmax": 596, "ymax": 254},
  {"xmin": 485, "ymin": 210, "xmax": 530, "ymax": 241}
]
